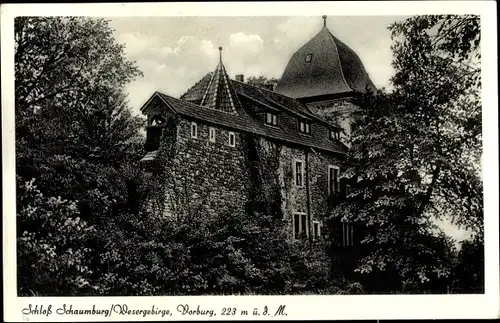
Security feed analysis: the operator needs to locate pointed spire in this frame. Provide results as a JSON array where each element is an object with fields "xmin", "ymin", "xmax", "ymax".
[
  {"xmin": 322, "ymin": 15, "xmax": 327, "ymax": 27},
  {"xmin": 199, "ymin": 47, "xmax": 241, "ymax": 114}
]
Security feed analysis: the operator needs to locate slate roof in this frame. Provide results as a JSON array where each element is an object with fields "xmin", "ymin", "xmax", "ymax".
[
  {"xmin": 231, "ymin": 80, "xmax": 339, "ymax": 128},
  {"xmin": 274, "ymin": 26, "xmax": 376, "ymax": 100},
  {"xmin": 180, "ymin": 73, "xmax": 342, "ymax": 130},
  {"xmin": 180, "ymin": 72, "xmax": 212, "ymax": 103},
  {"xmin": 150, "ymin": 92, "xmax": 347, "ymax": 155},
  {"xmin": 142, "ymin": 46, "xmax": 347, "ymax": 156},
  {"xmin": 200, "ymin": 62, "xmax": 241, "ymax": 113}
]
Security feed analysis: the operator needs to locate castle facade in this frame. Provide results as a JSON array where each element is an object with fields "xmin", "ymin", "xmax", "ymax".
[{"xmin": 140, "ymin": 17, "xmax": 375, "ymax": 243}]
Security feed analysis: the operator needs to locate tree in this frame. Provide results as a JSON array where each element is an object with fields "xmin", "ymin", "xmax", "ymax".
[
  {"xmin": 15, "ymin": 17, "xmax": 144, "ymax": 213},
  {"xmin": 17, "ymin": 177, "xmax": 97, "ymax": 296},
  {"xmin": 328, "ymin": 15, "xmax": 482, "ymax": 292},
  {"xmin": 452, "ymin": 235, "xmax": 484, "ymax": 293},
  {"xmin": 245, "ymin": 76, "xmax": 280, "ymax": 90},
  {"xmin": 15, "ymin": 17, "xmax": 144, "ymax": 295}
]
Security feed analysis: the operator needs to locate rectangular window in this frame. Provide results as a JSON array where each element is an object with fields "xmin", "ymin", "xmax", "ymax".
[
  {"xmin": 209, "ymin": 127, "xmax": 216, "ymax": 142},
  {"xmin": 313, "ymin": 221, "xmax": 321, "ymax": 240},
  {"xmin": 294, "ymin": 160, "xmax": 304, "ymax": 187},
  {"xmin": 330, "ymin": 129, "xmax": 340, "ymax": 140},
  {"xmin": 342, "ymin": 220, "xmax": 354, "ymax": 247},
  {"xmin": 328, "ymin": 165, "xmax": 340, "ymax": 195},
  {"xmin": 293, "ymin": 213, "xmax": 308, "ymax": 239},
  {"xmin": 299, "ymin": 119, "xmax": 311, "ymax": 134},
  {"xmin": 266, "ymin": 112, "xmax": 278, "ymax": 126},
  {"xmin": 266, "ymin": 112, "xmax": 272, "ymax": 124},
  {"xmin": 191, "ymin": 122, "xmax": 198, "ymax": 139},
  {"xmin": 228, "ymin": 131, "xmax": 236, "ymax": 147}
]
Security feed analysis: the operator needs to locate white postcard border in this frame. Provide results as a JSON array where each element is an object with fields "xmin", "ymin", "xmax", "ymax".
[{"xmin": 2, "ymin": 1, "xmax": 498, "ymax": 321}]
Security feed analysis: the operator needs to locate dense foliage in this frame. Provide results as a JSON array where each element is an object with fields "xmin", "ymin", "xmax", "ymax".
[
  {"xmin": 15, "ymin": 16, "xmax": 146, "ymax": 295},
  {"xmin": 328, "ymin": 15, "xmax": 483, "ymax": 293},
  {"xmin": 15, "ymin": 16, "xmax": 483, "ymax": 296}
]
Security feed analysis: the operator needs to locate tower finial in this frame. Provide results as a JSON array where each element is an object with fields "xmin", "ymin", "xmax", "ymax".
[
  {"xmin": 322, "ymin": 15, "xmax": 327, "ymax": 27},
  {"xmin": 218, "ymin": 46, "xmax": 223, "ymax": 62}
]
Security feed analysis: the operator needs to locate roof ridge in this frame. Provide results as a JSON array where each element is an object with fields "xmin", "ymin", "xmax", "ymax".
[
  {"xmin": 232, "ymin": 79, "xmax": 305, "ymax": 106},
  {"xmin": 200, "ymin": 66, "xmax": 218, "ymax": 105},
  {"xmin": 328, "ymin": 30, "xmax": 377, "ymax": 92},
  {"xmin": 325, "ymin": 28, "xmax": 354, "ymax": 93},
  {"xmin": 180, "ymin": 72, "xmax": 213, "ymax": 99},
  {"xmin": 220, "ymin": 63, "xmax": 239, "ymax": 113},
  {"xmin": 232, "ymin": 79, "xmax": 342, "ymax": 129}
]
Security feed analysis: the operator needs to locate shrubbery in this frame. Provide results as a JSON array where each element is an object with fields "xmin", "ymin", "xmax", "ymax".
[
  {"xmin": 15, "ymin": 16, "xmax": 483, "ymax": 296},
  {"xmin": 17, "ymin": 177, "xmax": 97, "ymax": 296},
  {"xmin": 17, "ymin": 174, "xmax": 333, "ymax": 296}
]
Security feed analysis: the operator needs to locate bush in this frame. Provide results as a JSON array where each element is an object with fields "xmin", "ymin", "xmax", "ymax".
[{"xmin": 17, "ymin": 177, "xmax": 98, "ymax": 296}]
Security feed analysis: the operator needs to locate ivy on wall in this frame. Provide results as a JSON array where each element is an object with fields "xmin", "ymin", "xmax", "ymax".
[
  {"xmin": 142, "ymin": 115, "xmax": 179, "ymax": 217},
  {"xmin": 242, "ymin": 133, "xmax": 284, "ymax": 220}
]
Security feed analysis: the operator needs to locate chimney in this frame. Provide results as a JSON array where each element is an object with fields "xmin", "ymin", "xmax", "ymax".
[{"xmin": 235, "ymin": 74, "xmax": 244, "ymax": 83}]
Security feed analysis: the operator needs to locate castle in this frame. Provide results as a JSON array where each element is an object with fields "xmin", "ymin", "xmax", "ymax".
[{"xmin": 139, "ymin": 16, "xmax": 375, "ymax": 244}]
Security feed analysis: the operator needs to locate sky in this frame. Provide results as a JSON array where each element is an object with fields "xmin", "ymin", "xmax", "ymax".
[
  {"xmin": 107, "ymin": 15, "xmax": 472, "ymax": 244},
  {"xmin": 108, "ymin": 16, "xmax": 407, "ymax": 115}
]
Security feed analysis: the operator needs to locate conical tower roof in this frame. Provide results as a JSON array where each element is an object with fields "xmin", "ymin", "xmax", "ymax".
[
  {"xmin": 275, "ymin": 16, "xmax": 376, "ymax": 100},
  {"xmin": 200, "ymin": 47, "xmax": 241, "ymax": 113}
]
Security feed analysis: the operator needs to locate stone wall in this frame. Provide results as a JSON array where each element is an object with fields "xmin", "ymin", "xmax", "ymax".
[
  {"xmin": 159, "ymin": 115, "xmax": 345, "ymax": 240},
  {"xmin": 308, "ymin": 149, "xmax": 344, "ymax": 231},
  {"xmin": 164, "ymin": 117, "xmax": 248, "ymax": 218},
  {"xmin": 277, "ymin": 143, "xmax": 344, "ymax": 237}
]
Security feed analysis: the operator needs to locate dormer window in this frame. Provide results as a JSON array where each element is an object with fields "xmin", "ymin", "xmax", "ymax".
[
  {"xmin": 266, "ymin": 112, "xmax": 278, "ymax": 126},
  {"xmin": 299, "ymin": 119, "xmax": 311, "ymax": 134},
  {"xmin": 305, "ymin": 53, "xmax": 313, "ymax": 62},
  {"xmin": 329, "ymin": 129, "xmax": 340, "ymax": 140}
]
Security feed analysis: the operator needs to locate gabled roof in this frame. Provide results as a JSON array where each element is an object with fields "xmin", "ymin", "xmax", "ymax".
[
  {"xmin": 143, "ymin": 92, "xmax": 348, "ymax": 155},
  {"xmin": 274, "ymin": 25, "xmax": 376, "ymax": 100},
  {"xmin": 180, "ymin": 74, "xmax": 342, "ymax": 130}
]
